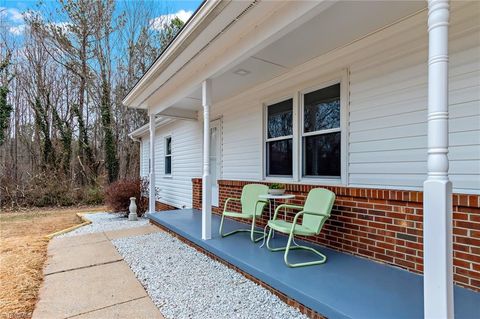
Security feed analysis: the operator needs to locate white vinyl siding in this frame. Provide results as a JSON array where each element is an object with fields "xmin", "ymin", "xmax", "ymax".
[
  {"xmin": 219, "ymin": 99, "xmax": 263, "ymax": 181},
  {"xmin": 137, "ymin": 2, "xmax": 479, "ymax": 196},
  {"xmin": 213, "ymin": 1, "xmax": 479, "ymax": 194},
  {"xmin": 138, "ymin": 120, "xmax": 202, "ymax": 209},
  {"xmin": 348, "ymin": 2, "xmax": 480, "ymax": 192},
  {"xmin": 140, "ymin": 137, "xmax": 150, "ymax": 178}
]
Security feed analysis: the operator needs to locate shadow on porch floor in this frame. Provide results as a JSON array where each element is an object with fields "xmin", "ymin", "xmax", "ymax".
[{"xmin": 148, "ymin": 209, "xmax": 479, "ymax": 319}]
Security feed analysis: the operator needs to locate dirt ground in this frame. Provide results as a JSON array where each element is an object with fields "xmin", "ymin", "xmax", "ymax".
[{"xmin": 0, "ymin": 206, "xmax": 106, "ymax": 319}]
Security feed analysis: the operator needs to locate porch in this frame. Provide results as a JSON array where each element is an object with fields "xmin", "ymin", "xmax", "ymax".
[{"xmin": 148, "ymin": 209, "xmax": 480, "ymax": 319}]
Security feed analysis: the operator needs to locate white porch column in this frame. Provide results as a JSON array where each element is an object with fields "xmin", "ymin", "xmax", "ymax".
[
  {"xmin": 202, "ymin": 79, "xmax": 212, "ymax": 240},
  {"xmin": 424, "ymin": 1, "xmax": 453, "ymax": 318},
  {"xmin": 149, "ymin": 114, "xmax": 156, "ymax": 215}
]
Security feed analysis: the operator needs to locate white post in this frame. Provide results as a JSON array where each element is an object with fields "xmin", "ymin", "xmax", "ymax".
[
  {"xmin": 424, "ymin": 1, "xmax": 453, "ymax": 318},
  {"xmin": 149, "ymin": 114, "xmax": 156, "ymax": 215},
  {"xmin": 202, "ymin": 79, "xmax": 212, "ymax": 240}
]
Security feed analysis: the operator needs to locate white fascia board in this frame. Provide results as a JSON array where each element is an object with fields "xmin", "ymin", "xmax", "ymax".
[
  {"xmin": 157, "ymin": 108, "xmax": 198, "ymax": 121},
  {"xmin": 122, "ymin": 0, "xmax": 221, "ymax": 108},
  {"xmin": 128, "ymin": 117, "xmax": 175, "ymax": 140}
]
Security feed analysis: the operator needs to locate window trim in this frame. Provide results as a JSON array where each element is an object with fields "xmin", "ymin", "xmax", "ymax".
[
  {"xmin": 164, "ymin": 135, "xmax": 172, "ymax": 176},
  {"xmin": 263, "ymin": 96, "xmax": 295, "ymax": 178},
  {"xmin": 301, "ymin": 81, "xmax": 342, "ymax": 179},
  {"xmin": 261, "ymin": 69, "xmax": 349, "ymax": 186}
]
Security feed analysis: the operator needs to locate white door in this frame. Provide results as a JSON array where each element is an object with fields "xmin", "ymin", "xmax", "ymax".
[{"xmin": 210, "ymin": 119, "xmax": 222, "ymax": 207}]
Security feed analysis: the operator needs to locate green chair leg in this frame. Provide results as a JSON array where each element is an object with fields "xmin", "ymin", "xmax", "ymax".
[
  {"xmin": 266, "ymin": 228, "xmax": 327, "ymax": 267},
  {"xmin": 219, "ymin": 214, "xmax": 265, "ymax": 243},
  {"xmin": 266, "ymin": 228, "xmax": 285, "ymax": 252}
]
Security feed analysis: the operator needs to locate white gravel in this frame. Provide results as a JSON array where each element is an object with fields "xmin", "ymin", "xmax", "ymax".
[
  {"xmin": 57, "ymin": 212, "xmax": 148, "ymax": 237},
  {"xmin": 113, "ymin": 231, "xmax": 309, "ymax": 319}
]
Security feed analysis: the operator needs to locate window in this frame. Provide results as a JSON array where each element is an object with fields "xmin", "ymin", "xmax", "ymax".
[
  {"xmin": 302, "ymin": 83, "xmax": 341, "ymax": 177},
  {"xmin": 165, "ymin": 136, "xmax": 172, "ymax": 175},
  {"xmin": 265, "ymin": 99, "xmax": 293, "ymax": 176}
]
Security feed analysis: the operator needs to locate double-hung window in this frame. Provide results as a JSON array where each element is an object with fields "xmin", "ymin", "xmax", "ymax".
[
  {"xmin": 164, "ymin": 136, "xmax": 172, "ymax": 175},
  {"xmin": 265, "ymin": 99, "xmax": 293, "ymax": 177},
  {"xmin": 302, "ymin": 83, "xmax": 341, "ymax": 178}
]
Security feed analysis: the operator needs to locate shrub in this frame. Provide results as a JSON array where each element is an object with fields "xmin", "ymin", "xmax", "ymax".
[
  {"xmin": 104, "ymin": 179, "xmax": 147, "ymax": 216},
  {"xmin": 137, "ymin": 179, "xmax": 149, "ymax": 215},
  {"xmin": 83, "ymin": 186, "xmax": 104, "ymax": 205},
  {"xmin": 25, "ymin": 173, "xmax": 75, "ymax": 207}
]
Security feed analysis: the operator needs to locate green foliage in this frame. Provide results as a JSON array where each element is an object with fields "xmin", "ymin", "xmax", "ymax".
[
  {"xmin": 0, "ymin": 87, "xmax": 12, "ymax": 146},
  {"xmin": 72, "ymin": 104, "xmax": 94, "ymax": 169},
  {"xmin": 83, "ymin": 185, "xmax": 105, "ymax": 205},
  {"xmin": 159, "ymin": 17, "xmax": 185, "ymax": 49},
  {"xmin": 0, "ymin": 54, "xmax": 13, "ymax": 146},
  {"xmin": 32, "ymin": 98, "xmax": 56, "ymax": 167},
  {"xmin": 52, "ymin": 106, "xmax": 73, "ymax": 173},
  {"xmin": 269, "ymin": 183, "xmax": 286, "ymax": 190},
  {"xmin": 100, "ymin": 73, "xmax": 119, "ymax": 183}
]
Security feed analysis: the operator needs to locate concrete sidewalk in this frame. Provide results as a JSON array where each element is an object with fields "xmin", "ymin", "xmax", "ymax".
[{"xmin": 33, "ymin": 225, "xmax": 163, "ymax": 319}]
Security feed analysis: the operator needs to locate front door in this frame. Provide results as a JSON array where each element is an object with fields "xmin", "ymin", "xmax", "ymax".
[{"xmin": 210, "ymin": 119, "xmax": 221, "ymax": 207}]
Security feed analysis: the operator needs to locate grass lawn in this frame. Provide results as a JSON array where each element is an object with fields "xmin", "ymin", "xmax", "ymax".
[{"xmin": 0, "ymin": 206, "xmax": 106, "ymax": 319}]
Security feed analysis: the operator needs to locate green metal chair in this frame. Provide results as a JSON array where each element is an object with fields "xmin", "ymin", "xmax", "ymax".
[
  {"xmin": 219, "ymin": 184, "xmax": 269, "ymax": 242},
  {"xmin": 266, "ymin": 188, "xmax": 335, "ymax": 267}
]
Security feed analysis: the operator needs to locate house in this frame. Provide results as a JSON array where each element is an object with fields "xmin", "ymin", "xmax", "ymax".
[{"xmin": 125, "ymin": 1, "xmax": 479, "ymax": 318}]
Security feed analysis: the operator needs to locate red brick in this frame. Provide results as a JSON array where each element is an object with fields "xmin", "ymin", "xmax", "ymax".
[
  {"xmin": 456, "ymin": 221, "xmax": 480, "ymax": 230},
  {"xmin": 194, "ymin": 178, "xmax": 480, "ymax": 292},
  {"xmin": 455, "ymin": 251, "xmax": 480, "ymax": 264},
  {"xmin": 454, "ymin": 274, "xmax": 470, "ymax": 285},
  {"xmin": 455, "ymin": 236, "xmax": 480, "ymax": 247},
  {"xmin": 453, "ymin": 259, "xmax": 471, "ymax": 269}
]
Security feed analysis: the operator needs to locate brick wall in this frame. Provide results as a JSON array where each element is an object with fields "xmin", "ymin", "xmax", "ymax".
[
  {"xmin": 155, "ymin": 200, "xmax": 177, "ymax": 211},
  {"xmin": 192, "ymin": 178, "xmax": 480, "ymax": 292}
]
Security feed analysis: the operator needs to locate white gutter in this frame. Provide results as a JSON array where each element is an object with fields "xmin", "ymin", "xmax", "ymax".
[{"xmin": 128, "ymin": 117, "xmax": 175, "ymax": 141}]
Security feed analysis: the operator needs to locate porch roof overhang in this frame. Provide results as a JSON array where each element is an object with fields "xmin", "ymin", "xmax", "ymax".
[
  {"xmin": 122, "ymin": 0, "xmax": 427, "ymax": 116},
  {"xmin": 128, "ymin": 117, "xmax": 175, "ymax": 141}
]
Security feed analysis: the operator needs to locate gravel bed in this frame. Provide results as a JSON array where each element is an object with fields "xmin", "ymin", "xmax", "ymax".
[
  {"xmin": 113, "ymin": 232, "xmax": 309, "ymax": 319},
  {"xmin": 58, "ymin": 212, "xmax": 148, "ymax": 237}
]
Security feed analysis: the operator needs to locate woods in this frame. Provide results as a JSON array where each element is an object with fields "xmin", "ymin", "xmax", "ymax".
[{"xmin": 0, "ymin": 0, "xmax": 185, "ymax": 208}]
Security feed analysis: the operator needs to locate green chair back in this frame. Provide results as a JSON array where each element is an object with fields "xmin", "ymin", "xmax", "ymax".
[
  {"xmin": 241, "ymin": 184, "xmax": 269, "ymax": 216},
  {"xmin": 302, "ymin": 188, "xmax": 336, "ymax": 234}
]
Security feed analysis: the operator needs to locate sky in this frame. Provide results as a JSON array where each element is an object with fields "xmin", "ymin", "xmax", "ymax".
[{"xmin": 0, "ymin": 0, "xmax": 203, "ymax": 37}]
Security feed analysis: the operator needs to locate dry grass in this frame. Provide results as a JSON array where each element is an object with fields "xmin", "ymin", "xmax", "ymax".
[{"xmin": 0, "ymin": 206, "xmax": 106, "ymax": 319}]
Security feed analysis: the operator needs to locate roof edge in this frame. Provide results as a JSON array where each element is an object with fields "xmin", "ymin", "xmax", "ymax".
[
  {"xmin": 122, "ymin": 0, "xmax": 220, "ymax": 108},
  {"xmin": 128, "ymin": 117, "xmax": 176, "ymax": 140}
]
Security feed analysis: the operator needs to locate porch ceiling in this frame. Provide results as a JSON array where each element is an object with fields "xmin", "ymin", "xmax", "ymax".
[{"xmin": 159, "ymin": 0, "xmax": 426, "ymax": 114}]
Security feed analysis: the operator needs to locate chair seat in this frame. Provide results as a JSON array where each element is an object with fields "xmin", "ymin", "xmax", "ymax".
[
  {"xmin": 223, "ymin": 211, "xmax": 253, "ymax": 219},
  {"xmin": 268, "ymin": 220, "xmax": 317, "ymax": 236}
]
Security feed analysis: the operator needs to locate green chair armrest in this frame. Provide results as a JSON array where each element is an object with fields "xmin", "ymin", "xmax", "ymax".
[
  {"xmin": 253, "ymin": 199, "xmax": 268, "ymax": 217},
  {"xmin": 223, "ymin": 197, "xmax": 241, "ymax": 213},
  {"xmin": 290, "ymin": 210, "xmax": 330, "ymax": 233},
  {"xmin": 273, "ymin": 203, "xmax": 304, "ymax": 220}
]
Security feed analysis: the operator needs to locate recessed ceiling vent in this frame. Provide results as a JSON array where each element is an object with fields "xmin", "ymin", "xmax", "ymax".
[{"xmin": 233, "ymin": 69, "xmax": 250, "ymax": 76}]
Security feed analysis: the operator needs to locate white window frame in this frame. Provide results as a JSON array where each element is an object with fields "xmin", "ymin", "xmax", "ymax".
[
  {"xmin": 301, "ymin": 81, "xmax": 342, "ymax": 181},
  {"xmin": 164, "ymin": 135, "xmax": 172, "ymax": 176},
  {"xmin": 261, "ymin": 69, "xmax": 349, "ymax": 185},
  {"xmin": 263, "ymin": 96, "xmax": 295, "ymax": 179}
]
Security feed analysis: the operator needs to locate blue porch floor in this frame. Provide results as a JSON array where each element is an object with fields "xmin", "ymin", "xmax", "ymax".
[{"xmin": 149, "ymin": 209, "xmax": 479, "ymax": 319}]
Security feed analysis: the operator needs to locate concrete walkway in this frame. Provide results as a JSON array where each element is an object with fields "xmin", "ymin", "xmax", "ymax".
[{"xmin": 33, "ymin": 225, "xmax": 164, "ymax": 319}]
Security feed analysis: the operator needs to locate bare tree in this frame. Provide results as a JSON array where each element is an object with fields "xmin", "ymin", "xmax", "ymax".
[{"xmin": 0, "ymin": 0, "xmax": 187, "ymax": 208}]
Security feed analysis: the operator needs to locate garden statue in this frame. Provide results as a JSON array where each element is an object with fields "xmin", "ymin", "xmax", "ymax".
[{"xmin": 128, "ymin": 197, "xmax": 138, "ymax": 221}]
